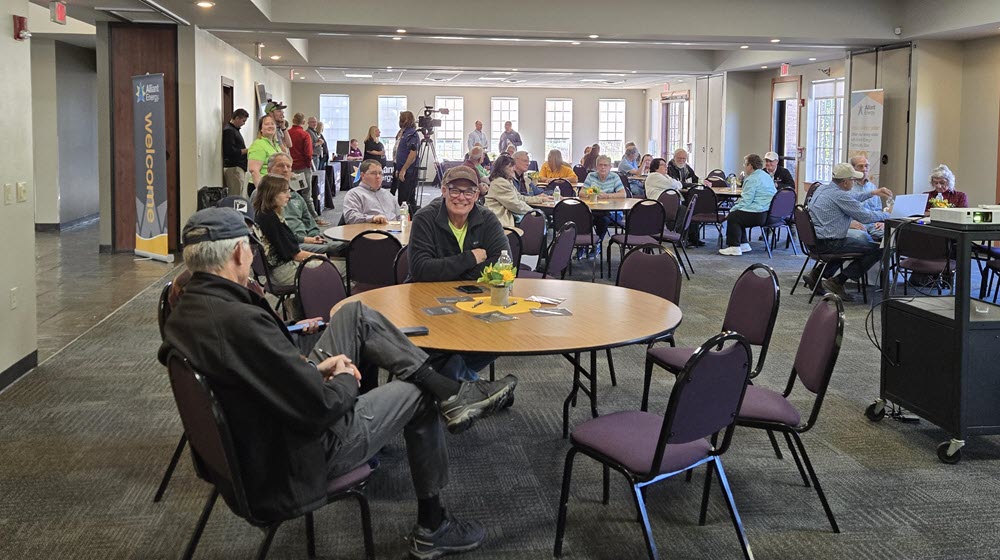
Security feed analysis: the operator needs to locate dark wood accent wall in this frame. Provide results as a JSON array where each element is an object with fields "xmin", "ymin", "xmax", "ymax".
[{"xmin": 108, "ymin": 24, "xmax": 179, "ymax": 252}]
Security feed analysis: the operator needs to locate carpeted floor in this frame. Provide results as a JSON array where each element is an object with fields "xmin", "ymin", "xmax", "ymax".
[{"xmin": 3, "ymin": 208, "xmax": 1000, "ymax": 560}]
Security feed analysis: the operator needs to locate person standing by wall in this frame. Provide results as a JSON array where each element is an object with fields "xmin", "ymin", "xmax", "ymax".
[
  {"xmin": 394, "ymin": 111, "xmax": 421, "ymax": 208},
  {"xmin": 222, "ymin": 108, "xmax": 249, "ymax": 196},
  {"xmin": 288, "ymin": 112, "xmax": 314, "ymax": 192}
]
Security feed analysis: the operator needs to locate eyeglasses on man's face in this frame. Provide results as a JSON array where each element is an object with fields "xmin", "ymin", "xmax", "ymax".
[{"xmin": 447, "ymin": 186, "xmax": 479, "ymax": 198}]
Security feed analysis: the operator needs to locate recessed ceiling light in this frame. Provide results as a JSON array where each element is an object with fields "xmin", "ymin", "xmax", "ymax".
[
  {"xmin": 809, "ymin": 57, "xmax": 817, "ymax": 61},
  {"xmin": 761, "ymin": 65, "xmax": 768, "ymax": 69},
  {"xmin": 740, "ymin": 45, "xmax": 749, "ymax": 49},
  {"xmin": 392, "ymin": 36, "xmax": 402, "ymax": 41},
  {"xmin": 195, "ymin": 1, "xmax": 215, "ymax": 7},
  {"xmin": 386, "ymin": 66, "xmax": 393, "ymax": 69},
  {"xmin": 345, "ymin": 73, "xmax": 374, "ymax": 78},
  {"xmin": 770, "ymin": 39, "xmax": 781, "ymax": 43},
  {"xmin": 631, "ymin": 71, "xmax": 637, "ymax": 74},
  {"xmin": 571, "ymin": 41, "xmax": 580, "ymax": 45},
  {"xmin": 588, "ymin": 34, "xmax": 599, "ymax": 39},
  {"xmin": 298, "ymin": 76, "xmax": 305, "ymax": 80},
  {"xmin": 269, "ymin": 55, "xmax": 281, "ymax": 60},
  {"xmin": 511, "ymin": 68, "xmax": 518, "ymax": 71},
  {"xmin": 396, "ymin": 29, "xmax": 407, "ymax": 33}
]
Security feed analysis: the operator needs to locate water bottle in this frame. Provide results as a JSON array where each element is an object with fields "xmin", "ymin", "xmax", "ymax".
[
  {"xmin": 552, "ymin": 185, "xmax": 561, "ymax": 203},
  {"xmin": 498, "ymin": 249, "xmax": 512, "ymax": 269},
  {"xmin": 399, "ymin": 202, "xmax": 409, "ymax": 235},
  {"xmin": 936, "ymin": 193, "xmax": 944, "ymax": 202}
]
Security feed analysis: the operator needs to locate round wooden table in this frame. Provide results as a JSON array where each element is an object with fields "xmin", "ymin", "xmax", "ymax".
[
  {"xmin": 324, "ymin": 222, "xmax": 410, "ymax": 245},
  {"xmin": 334, "ymin": 279, "xmax": 682, "ymax": 436},
  {"xmin": 530, "ymin": 197, "xmax": 641, "ymax": 212}
]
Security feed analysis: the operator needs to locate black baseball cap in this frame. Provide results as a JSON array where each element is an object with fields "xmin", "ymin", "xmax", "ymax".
[{"xmin": 181, "ymin": 207, "xmax": 260, "ymax": 247}]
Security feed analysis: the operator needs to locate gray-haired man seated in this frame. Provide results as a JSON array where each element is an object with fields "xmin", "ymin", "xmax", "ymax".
[{"xmin": 159, "ymin": 207, "xmax": 517, "ymax": 559}]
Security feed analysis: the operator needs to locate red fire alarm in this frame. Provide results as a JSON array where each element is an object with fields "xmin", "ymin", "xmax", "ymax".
[{"xmin": 13, "ymin": 15, "xmax": 31, "ymax": 41}]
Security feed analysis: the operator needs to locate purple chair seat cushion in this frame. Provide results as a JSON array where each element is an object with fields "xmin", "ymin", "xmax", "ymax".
[
  {"xmin": 610, "ymin": 234, "xmax": 659, "ymax": 246},
  {"xmin": 327, "ymin": 463, "xmax": 372, "ymax": 494},
  {"xmin": 571, "ymin": 411, "xmax": 712, "ymax": 475},
  {"xmin": 736, "ymin": 385, "xmax": 801, "ymax": 427},
  {"xmin": 899, "ymin": 257, "xmax": 955, "ymax": 274},
  {"xmin": 656, "ymin": 231, "xmax": 682, "ymax": 242},
  {"xmin": 517, "ymin": 269, "xmax": 544, "ymax": 279},
  {"xmin": 693, "ymin": 212, "xmax": 726, "ymax": 223},
  {"xmin": 647, "ymin": 346, "xmax": 695, "ymax": 372},
  {"xmin": 574, "ymin": 234, "xmax": 596, "ymax": 247}
]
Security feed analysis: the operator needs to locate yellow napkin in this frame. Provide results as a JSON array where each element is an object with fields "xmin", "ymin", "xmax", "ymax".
[{"xmin": 455, "ymin": 297, "xmax": 541, "ymax": 315}]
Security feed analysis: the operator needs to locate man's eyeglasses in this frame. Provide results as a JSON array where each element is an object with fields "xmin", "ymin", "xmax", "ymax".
[{"xmin": 447, "ymin": 186, "xmax": 479, "ymax": 199}]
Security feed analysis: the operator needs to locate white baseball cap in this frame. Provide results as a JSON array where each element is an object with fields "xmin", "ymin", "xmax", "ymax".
[
  {"xmin": 764, "ymin": 151, "xmax": 780, "ymax": 161},
  {"xmin": 832, "ymin": 162, "xmax": 864, "ymax": 180}
]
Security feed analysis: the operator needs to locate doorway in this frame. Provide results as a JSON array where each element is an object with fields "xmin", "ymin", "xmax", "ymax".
[
  {"xmin": 221, "ymin": 79, "xmax": 234, "ymax": 186},
  {"xmin": 770, "ymin": 76, "xmax": 802, "ymax": 188}
]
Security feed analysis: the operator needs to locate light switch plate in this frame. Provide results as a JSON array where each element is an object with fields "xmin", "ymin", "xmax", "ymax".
[
  {"xmin": 9, "ymin": 287, "xmax": 17, "ymax": 310},
  {"xmin": 3, "ymin": 184, "xmax": 12, "ymax": 205},
  {"xmin": 16, "ymin": 182, "xmax": 27, "ymax": 203}
]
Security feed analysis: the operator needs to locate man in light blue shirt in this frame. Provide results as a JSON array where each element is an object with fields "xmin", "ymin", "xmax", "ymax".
[
  {"xmin": 719, "ymin": 154, "xmax": 777, "ymax": 256},
  {"xmin": 617, "ymin": 147, "xmax": 645, "ymax": 197},
  {"xmin": 847, "ymin": 155, "xmax": 885, "ymax": 242},
  {"xmin": 807, "ymin": 162, "xmax": 893, "ymax": 302},
  {"xmin": 467, "ymin": 120, "xmax": 487, "ymax": 151}
]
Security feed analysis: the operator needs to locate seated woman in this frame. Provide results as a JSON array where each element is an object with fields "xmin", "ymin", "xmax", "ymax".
[
  {"xmin": 579, "ymin": 146, "xmax": 592, "ymax": 167},
  {"xmin": 484, "ymin": 154, "xmax": 552, "ymax": 227},
  {"xmin": 582, "ymin": 155, "xmax": 626, "ymax": 256},
  {"xmin": 924, "ymin": 164, "xmax": 967, "ymax": 210},
  {"xmin": 639, "ymin": 153, "xmax": 652, "ymax": 175},
  {"xmin": 539, "ymin": 149, "xmax": 578, "ymax": 183},
  {"xmin": 644, "ymin": 158, "xmax": 682, "ymax": 201},
  {"xmin": 581, "ymin": 143, "xmax": 601, "ymax": 171},
  {"xmin": 718, "ymin": 154, "xmax": 777, "ymax": 257},
  {"xmin": 252, "ymin": 174, "xmax": 323, "ymax": 289}
]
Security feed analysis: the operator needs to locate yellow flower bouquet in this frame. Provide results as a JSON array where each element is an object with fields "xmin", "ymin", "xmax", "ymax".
[
  {"xmin": 928, "ymin": 197, "xmax": 952, "ymax": 209},
  {"xmin": 582, "ymin": 185, "xmax": 601, "ymax": 196},
  {"xmin": 478, "ymin": 263, "xmax": 516, "ymax": 287}
]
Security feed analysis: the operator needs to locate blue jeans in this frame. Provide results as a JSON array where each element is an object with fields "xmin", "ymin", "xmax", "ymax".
[{"xmin": 814, "ymin": 236, "xmax": 883, "ymax": 281}]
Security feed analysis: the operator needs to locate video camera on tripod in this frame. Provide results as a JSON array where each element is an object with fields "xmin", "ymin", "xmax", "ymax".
[{"xmin": 418, "ymin": 105, "xmax": 449, "ymax": 136}]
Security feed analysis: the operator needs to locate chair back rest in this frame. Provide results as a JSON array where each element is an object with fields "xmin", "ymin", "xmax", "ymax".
[
  {"xmin": 616, "ymin": 244, "xmax": 682, "ymax": 304},
  {"xmin": 678, "ymin": 194, "xmax": 698, "ymax": 235},
  {"xmin": 650, "ymin": 333, "xmax": 752, "ymax": 472},
  {"xmin": 768, "ymin": 187, "xmax": 797, "ymax": 220},
  {"xmin": 165, "ymin": 352, "xmax": 252, "ymax": 519},
  {"xmin": 625, "ymin": 199, "xmax": 666, "ymax": 238},
  {"xmin": 347, "ymin": 230, "xmax": 403, "ymax": 289},
  {"xmin": 793, "ymin": 205, "xmax": 818, "ymax": 249},
  {"xmin": 804, "ymin": 182, "xmax": 822, "ymax": 205},
  {"xmin": 793, "ymin": 294, "xmax": 845, "ymax": 395},
  {"xmin": 687, "ymin": 185, "xmax": 719, "ymax": 214},
  {"xmin": 157, "ymin": 282, "xmax": 173, "ymax": 340},
  {"xmin": 897, "ymin": 226, "xmax": 951, "ymax": 260},
  {"xmin": 441, "ymin": 160, "xmax": 463, "ymax": 173},
  {"xmin": 707, "ymin": 168, "xmax": 726, "ymax": 179},
  {"xmin": 394, "ymin": 246, "xmax": 410, "ymax": 284},
  {"xmin": 216, "ymin": 195, "xmax": 255, "ymax": 220},
  {"xmin": 705, "ymin": 169, "xmax": 727, "ymax": 189},
  {"xmin": 249, "ymin": 240, "xmax": 271, "ymax": 290},
  {"xmin": 518, "ymin": 210, "xmax": 547, "ymax": 256},
  {"xmin": 722, "ymin": 263, "xmax": 780, "ymax": 347},
  {"xmin": 657, "ymin": 189, "xmax": 682, "ymax": 223},
  {"xmin": 616, "ymin": 171, "xmax": 632, "ymax": 196},
  {"xmin": 504, "ymin": 228, "xmax": 523, "ymax": 269},
  {"xmin": 553, "ymin": 199, "xmax": 594, "ymax": 235},
  {"xmin": 573, "ymin": 165, "xmax": 589, "ymax": 183},
  {"xmin": 544, "ymin": 222, "xmax": 577, "ymax": 278},
  {"xmin": 547, "ymin": 179, "xmax": 575, "ymax": 198},
  {"xmin": 528, "ymin": 160, "xmax": 539, "ymax": 172},
  {"xmin": 296, "ymin": 255, "xmax": 347, "ymax": 321}
]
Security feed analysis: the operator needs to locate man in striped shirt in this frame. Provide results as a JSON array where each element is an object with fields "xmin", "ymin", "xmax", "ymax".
[{"xmin": 807, "ymin": 162, "xmax": 893, "ymax": 302}]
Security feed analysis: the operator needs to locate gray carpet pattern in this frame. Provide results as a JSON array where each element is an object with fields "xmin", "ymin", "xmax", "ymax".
[{"xmin": 3, "ymin": 222, "xmax": 1000, "ymax": 560}]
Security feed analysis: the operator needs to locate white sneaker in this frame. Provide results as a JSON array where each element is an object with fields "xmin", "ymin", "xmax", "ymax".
[
  {"xmin": 739, "ymin": 243, "xmax": 753, "ymax": 252},
  {"xmin": 718, "ymin": 246, "xmax": 743, "ymax": 256}
]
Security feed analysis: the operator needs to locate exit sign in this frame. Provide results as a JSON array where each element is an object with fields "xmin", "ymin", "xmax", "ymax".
[
  {"xmin": 50, "ymin": 1, "xmax": 67, "ymax": 25},
  {"xmin": 780, "ymin": 63, "xmax": 790, "ymax": 77}
]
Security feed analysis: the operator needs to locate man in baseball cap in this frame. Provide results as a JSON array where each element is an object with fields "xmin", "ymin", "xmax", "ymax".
[
  {"xmin": 805, "ymin": 162, "xmax": 894, "ymax": 301},
  {"xmin": 763, "ymin": 151, "xmax": 796, "ymax": 190},
  {"xmin": 160, "ymin": 206, "xmax": 517, "ymax": 558}
]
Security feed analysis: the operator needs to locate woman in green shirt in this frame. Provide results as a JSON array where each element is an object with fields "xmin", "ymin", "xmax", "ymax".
[{"xmin": 247, "ymin": 115, "xmax": 280, "ymax": 185}]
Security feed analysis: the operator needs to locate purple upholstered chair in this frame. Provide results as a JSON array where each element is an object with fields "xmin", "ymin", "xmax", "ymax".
[
  {"xmin": 553, "ymin": 199, "xmax": 601, "ymax": 279},
  {"xmin": 892, "ymin": 227, "xmax": 955, "ymax": 295},
  {"xmin": 520, "ymin": 222, "xmax": 577, "ymax": 279},
  {"xmin": 573, "ymin": 164, "xmax": 588, "ymax": 183},
  {"xmin": 791, "ymin": 205, "xmax": 870, "ymax": 303},
  {"xmin": 393, "ymin": 246, "xmax": 410, "ymax": 285},
  {"xmin": 346, "ymin": 230, "xmax": 403, "ymax": 295},
  {"xmin": 165, "ymin": 352, "xmax": 375, "ymax": 560},
  {"xmin": 750, "ymin": 188, "xmax": 798, "ymax": 258},
  {"xmin": 655, "ymin": 193, "xmax": 697, "ymax": 279},
  {"xmin": 687, "ymin": 185, "xmax": 725, "ymax": 247},
  {"xmin": 656, "ymin": 189, "xmax": 682, "ymax": 229},
  {"xmin": 734, "ymin": 294, "xmax": 845, "ymax": 533},
  {"xmin": 296, "ymin": 255, "xmax": 347, "ymax": 322},
  {"xmin": 248, "ymin": 235, "xmax": 297, "ymax": 319},
  {"xmin": 643, "ymin": 263, "xmax": 779, "ymax": 410},
  {"xmin": 607, "ymin": 199, "xmax": 666, "ymax": 277},
  {"xmin": 554, "ymin": 332, "xmax": 755, "ymax": 560},
  {"xmin": 504, "ymin": 227, "xmax": 523, "ymax": 271},
  {"xmin": 547, "ymin": 178, "xmax": 576, "ymax": 199}
]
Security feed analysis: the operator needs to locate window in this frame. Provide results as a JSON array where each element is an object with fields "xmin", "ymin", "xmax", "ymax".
[
  {"xmin": 490, "ymin": 97, "xmax": 519, "ymax": 154},
  {"xmin": 544, "ymin": 98, "xmax": 573, "ymax": 160},
  {"xmin": 378, "ymin": 95, "xmax": 407, "ymax": 160},
  {"xmin": 664, "ymin": 99, "xmax": 689, "ymax": 156},
  {"xmin": 810, "ymin": 78, "xmax": 845, "ymax": 182},
  {"xmin": 434, "ymin": 96, "xmax": 464, "ymax": 161},
  {"xmin": 598, "ymin": 99, "xmax": 626, "ymax": 161},
  {"xmin": 318, "ymin": 94, "xmax": 350, "ymax": 147}
]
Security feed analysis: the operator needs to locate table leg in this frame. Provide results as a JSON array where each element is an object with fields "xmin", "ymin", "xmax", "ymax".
[{"xmin": 561, "ymin": 352, "xmax": 600, "ymax": 438}]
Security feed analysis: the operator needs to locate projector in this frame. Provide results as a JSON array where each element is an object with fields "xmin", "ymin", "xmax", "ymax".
[{"xmin": 929, "ymin": 207, "xmax": 1000, "ymax": 230}]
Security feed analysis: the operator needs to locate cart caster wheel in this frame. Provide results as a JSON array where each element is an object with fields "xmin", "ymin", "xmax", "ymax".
[
  {"xmin": 865, "ymin": 402, "xmax": 886, "ymax": 422},
  {"xmin": 936, "ymin": 442, "xmax": 962, "ymax": 464}
]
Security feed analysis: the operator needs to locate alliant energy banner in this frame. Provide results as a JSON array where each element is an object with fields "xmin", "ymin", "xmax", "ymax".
[
  {"xmin": 132, "ymin": 73, "xmax": 173, "ymax": 262},
  {"xmin": 847, "ymin": 89, "xmax": 884, "ymax": 186}
]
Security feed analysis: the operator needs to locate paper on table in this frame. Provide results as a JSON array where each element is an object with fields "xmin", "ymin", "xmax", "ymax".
[{"xmin": 525, "ymin": 295, "xmax": 566, "ymax": 304}]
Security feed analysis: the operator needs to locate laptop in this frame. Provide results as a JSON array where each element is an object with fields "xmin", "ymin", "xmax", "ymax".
[{"xmin": 889, "ymin": 193, "xmax": 929, "ymax": 218}]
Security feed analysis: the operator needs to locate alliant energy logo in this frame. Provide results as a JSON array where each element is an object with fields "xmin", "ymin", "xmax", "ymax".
[
  {"xmin": 135, "ymin": 82, "xmax": 161, "ymax": 104},
  {"xmin": 143, "ymin": 112, "xmax": 157, "ymax": 224}
]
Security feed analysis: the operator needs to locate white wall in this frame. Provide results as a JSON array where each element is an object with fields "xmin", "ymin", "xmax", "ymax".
[
  {"xmin": 290, "ymin": 83, "xmax": 647, "ymax": 164},
  {"xmin": 30, "ymin": 38, "xmax": 59, "ymax": 225},
  {"xmin": 55, "ymin": 42, "xmax": 98, "ymax": 224},
  {"xmin": 958, "ymin": 35, "xmax": 1000, "ymax": 206},
  {"xmin": 0, "ymin": 0, "xmax": 39, "ymax": 379},
  {"xmin": 910, "ymin": 41, "xmax": 963, "ymax": 198},
  {"xmin": 722, "ymin": 71, "xmax": 761, "ymax": 175}
]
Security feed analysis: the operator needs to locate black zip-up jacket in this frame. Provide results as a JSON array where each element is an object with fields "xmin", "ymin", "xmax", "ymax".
[
  {"xmin": 408, "ymin": 197, "xmax": 509, "ymax": 281},
  {"xmin": 158, "ymin": 272, "xmax": 358, "ymax": 522}
]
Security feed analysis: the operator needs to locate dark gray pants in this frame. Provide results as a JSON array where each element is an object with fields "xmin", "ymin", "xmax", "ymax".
[{"xmin": 308, "ymin": 302, "xmax": 448, "ymax": 499}]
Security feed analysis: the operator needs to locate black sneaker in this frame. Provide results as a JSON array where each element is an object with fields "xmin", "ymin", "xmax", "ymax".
[
  {"xmin": 408, "ymin": 512, "xmax": 486, "ymax": 559},
  {"xmin": 821, "ymin": 278, "xmax": 855, "ymax": 303},
  {"xmin": 439, "ymin": 375, "xmax": 517, "ymax": 434}
]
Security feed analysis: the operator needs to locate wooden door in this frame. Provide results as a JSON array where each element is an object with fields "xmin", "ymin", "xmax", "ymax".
[{"xmin": 109, "ymin": 24, "xmax": 179, "ymax": 252}]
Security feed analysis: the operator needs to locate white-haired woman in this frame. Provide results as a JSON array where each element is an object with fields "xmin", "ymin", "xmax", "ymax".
[{"xmin": 924, "ymin": 164, "xmax": 967, "ymax": 211}]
